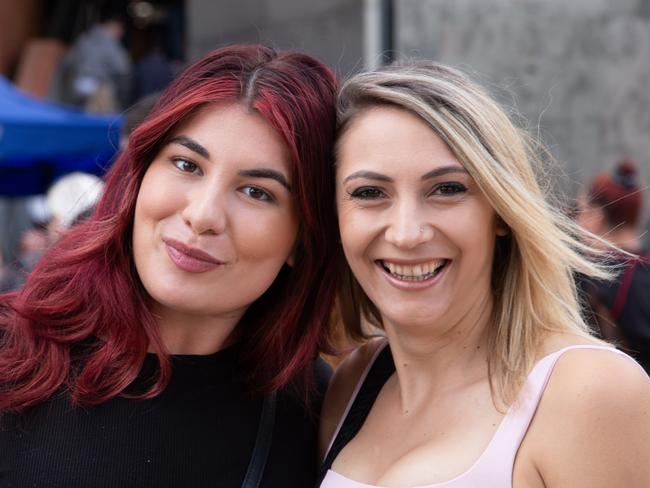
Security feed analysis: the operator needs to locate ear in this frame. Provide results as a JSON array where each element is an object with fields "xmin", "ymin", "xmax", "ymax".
[
  {"xmin": 495, "ymin": 216, "xmax": 509, "ymax": 236},
  {"xmin": 286, "ymin": 253, "xmax": 295, "ymax": 267}
]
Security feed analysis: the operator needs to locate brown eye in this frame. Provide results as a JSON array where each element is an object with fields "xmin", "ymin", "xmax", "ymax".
[
  {"xmin": 431, "ymin": 182, "xmax": 467, "ymax": 195},
  {"xmin": 240, "ymin": 185, "xmax": 274, "ymax": 202},
  {"xmin": 172, "ymin": 158, "xmax": 201, "ymax": 175},
  {"xmin": 350, "ymin": 187, "xmax": 385, "ymax": 199}
]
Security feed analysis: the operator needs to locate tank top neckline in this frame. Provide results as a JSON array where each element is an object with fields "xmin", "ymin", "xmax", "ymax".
[{"xmin": 322, "ymin": 343, "xmax": 624, "ymax": 488}]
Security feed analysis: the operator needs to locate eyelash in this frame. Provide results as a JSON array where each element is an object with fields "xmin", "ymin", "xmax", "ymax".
[
  {"xmin": 348, "ymin": 182, "xmax": 468, "ymax": 200},
  {"xmin": 429, "ymin": 182, "xmax": 467, "ymax": 196},
  {"xmin": 349, "ymin": 186, "xmax": 386, "ymax": 199},
  {"xmin": 239, "ymin": 185, "xmax": 274, "ymax": 203},
  {"xmin": 172, "ymin": 157, "xmax": 202, "ymax": 175}
]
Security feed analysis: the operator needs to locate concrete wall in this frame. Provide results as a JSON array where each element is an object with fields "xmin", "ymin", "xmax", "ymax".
[
  {"xmin": 186, "ymin": 0, "xmax": 364, "ymax": 76},
  {"xmin": 396, "ymin": 0, "xmax": 650, "ymax": 221}
]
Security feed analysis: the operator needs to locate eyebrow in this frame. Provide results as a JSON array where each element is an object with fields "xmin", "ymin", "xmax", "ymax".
[
  {"xmin": 168, "ymin": 136, "xmax": 210, "ymax": 159},
  {"xmin": 342, "ymin": 165, "xmax": 468, "ymax": 184},
  {"xmin": 168, "ymin": 136, "xmax": 290, "ymax": 191},
  {"xmin": 239, "ymin": 169, "xmax": 291, "ymax": 191},
  {"xmin": 421, "ymin": 166, "xmax": 468, "ymax": 180},
  {"xmin": 342, "ymin": 171, "xmax": 393, "ymax": 184}
]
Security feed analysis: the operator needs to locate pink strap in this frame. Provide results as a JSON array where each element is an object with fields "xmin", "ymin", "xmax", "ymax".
[
  {"xmin": 321, "ymin": 345, "xmax": 640, "ymax": 488},
  {"xmin": 470, "ymin": 345, "xmax": 631, "ymax": 486}
]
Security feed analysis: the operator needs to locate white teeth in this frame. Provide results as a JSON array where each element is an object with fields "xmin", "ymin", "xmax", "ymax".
[{"xmin": 381, "ymin": 259, "xmax": 447, "ymax": 281}]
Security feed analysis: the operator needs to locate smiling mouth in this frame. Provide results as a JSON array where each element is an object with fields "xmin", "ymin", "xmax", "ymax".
[{"xmin": 377, "ymin": 259, "xmax": 448, "ymax": 282}]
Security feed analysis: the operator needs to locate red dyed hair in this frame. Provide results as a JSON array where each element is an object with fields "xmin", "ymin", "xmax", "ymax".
[
  {"xmin": 0, "ymin": 45, "xmax": 338, "ymax": 412},
  {"xmin": 588, "ymin": 159, "xmax": 643, "ymax": 227}
]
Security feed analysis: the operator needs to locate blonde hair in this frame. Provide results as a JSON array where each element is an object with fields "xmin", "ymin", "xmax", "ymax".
[{"xmin": 336, "ymin": 62, "xmax": 610, "ymax": 406}]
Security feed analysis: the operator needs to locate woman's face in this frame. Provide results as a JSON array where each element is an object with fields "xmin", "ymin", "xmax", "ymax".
[
  {"xmin": 336, "ymin": 106, "xmax": 503, "ymax": 331},
  {"xmin": 133, "ymin": 102, "xmax": 298, "ymax": 322}
]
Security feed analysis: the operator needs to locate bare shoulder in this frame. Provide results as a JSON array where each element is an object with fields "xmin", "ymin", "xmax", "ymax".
[
  {"xmin": 531, "ymin": 345, "xmax": 650, "ymax": 487},
  {"xmin": 318, "ymin": 336, "xmax": 387, "ymax": 462},
  {"xmin": 547, "ymin": 345, "xmax": 649, "ymax": 399}
]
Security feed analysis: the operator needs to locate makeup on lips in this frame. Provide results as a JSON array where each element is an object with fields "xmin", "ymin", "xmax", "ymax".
[
  {"xmin": 376, "ymin": 258, "xmax": 450, "ymax": 290},
  {"xmin": 163, "ymin": 238, "xmax": 224, "ymax": 273}
]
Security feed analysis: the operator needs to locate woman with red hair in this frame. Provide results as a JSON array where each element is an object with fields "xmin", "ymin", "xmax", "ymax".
[
  {"xmin": 0, "ymin": 45, "xmax": 338, "ymax": 487},
  {"xmin": 577, "ymin": 160, "xmax": 650, "ymax": 374}
]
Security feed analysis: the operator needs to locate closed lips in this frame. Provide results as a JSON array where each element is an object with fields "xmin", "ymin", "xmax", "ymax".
[{"xmin": 163, "ymin": 238, "xmax": 222, "ymax": 264}]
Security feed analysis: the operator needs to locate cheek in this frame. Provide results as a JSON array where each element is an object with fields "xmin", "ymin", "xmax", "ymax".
[
  {"xmin": 452, "ymin": 206, "xmax": 498, "ymax": 267},
  {"xmin": 135, "ymin": 168, "xmax": 180, "ymax": 224},
  {"xmin": 338, "ymin": 207, "xmax": 372, "ymax": 261},
  {"xmin": 233, "ymin": 207, "xmax": 298, "ymax": 260}
]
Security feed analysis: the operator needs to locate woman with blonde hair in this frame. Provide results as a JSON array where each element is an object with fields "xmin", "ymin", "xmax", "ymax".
[{"xmin": 318, "ymin": 62, "xmax": 650, "ymax": 487}]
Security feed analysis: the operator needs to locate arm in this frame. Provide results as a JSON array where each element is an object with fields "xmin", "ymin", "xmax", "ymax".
[
  {"xmin": 533, "ymin": 350, "xmax": 650, "ymax": 487},
  {"xmin": 318, "ymin": 338, "xmax": 385, "ymax": 462}
]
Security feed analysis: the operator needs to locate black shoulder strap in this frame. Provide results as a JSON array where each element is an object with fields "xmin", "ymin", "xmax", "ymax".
[
  {"xmin": 317, "ymin": 345, "xmax": 395, "ymax": 484},
  {"xmin": 241, "ymin": 391, "xmax": 277, "ymax": 488},
  {"xmin": 609, "ymin": 253, "xmax": 650, "ymax": 321}
]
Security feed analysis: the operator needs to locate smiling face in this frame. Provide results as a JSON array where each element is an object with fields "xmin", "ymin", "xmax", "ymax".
[
  {"xmin": 133, "ymin": 102, "xmax": 297, "ymax": 325},
  {"xmin": 336, "ymin": 105, "xmax": 503, "ymax": 333}
]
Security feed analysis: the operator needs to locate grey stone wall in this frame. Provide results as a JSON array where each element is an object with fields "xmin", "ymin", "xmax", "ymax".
[
  {"xmin": 186, "ymin": 0, "xmax": 364, "ymax": 76},
  {"xmin": 396, "ymin": 0, "xmax": 650, "ymax": 224}
]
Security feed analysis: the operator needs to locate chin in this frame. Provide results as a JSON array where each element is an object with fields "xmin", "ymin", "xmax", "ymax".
[{"xmin": 381, "ymin": 306, "xmax": 446, "ymax": 330}]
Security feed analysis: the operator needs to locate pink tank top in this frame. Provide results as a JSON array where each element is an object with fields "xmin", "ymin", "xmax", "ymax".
[{"xmin": 320, "ymin": 344, "xmax": 641, "ymax": 488}]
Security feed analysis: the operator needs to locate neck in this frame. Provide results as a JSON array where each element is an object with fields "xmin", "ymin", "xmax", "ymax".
[
  {"xmin": 382, "ymin": 291, "xmax": 492, "ymax": 414},
  {"xmin": 152, "ymin": 305, "xmax": 244, "ymax": 355}
]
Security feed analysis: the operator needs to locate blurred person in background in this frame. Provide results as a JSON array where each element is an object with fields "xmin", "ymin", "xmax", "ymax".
[
  {"xmin": 46, "ymin": 172, "xmax": 105, "ymax": 241},
  {"xmin": 8, "ymin": 226, "xmax": 50, "ymax": 289},
  {"xmin": 0, "ymin": 45, "xmax": 338, "ymax": 487},
  {"xmin": 56, "ymin": 5, "xmax": 132, "ymax": 112},
  {"xmin": 2, "ymin": 198, "xmax": 51, "ymax": 291},
  {"xmin": 120, "ymin": 91, "xmax": 161, "ymax": 150},
  {"xmin": 0, "ymin": 250, "xmax": 18, "ymax": 293},
  {"xmin": 576, "ymin": 160, "xmax": 650, "ymax": 374},
  {"xmin": 132, "ymin": 27, "xmax": 174, "ymax": 103}
]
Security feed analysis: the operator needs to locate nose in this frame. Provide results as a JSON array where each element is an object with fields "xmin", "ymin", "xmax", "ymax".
[
  {"xmin": 181, "ymin": 185, "xmax": 228, "ymax": 236},
  {"xmin": 384, "ymin": 199, "xmax": 434, "ymax": 249}
]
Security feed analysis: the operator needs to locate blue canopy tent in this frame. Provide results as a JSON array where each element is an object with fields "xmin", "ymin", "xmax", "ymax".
[{"xmin": 0, "ymin": 76, "xmax": 122, "ymax": 196}]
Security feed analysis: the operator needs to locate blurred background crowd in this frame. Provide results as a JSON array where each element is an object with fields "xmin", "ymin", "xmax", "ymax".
[{"xmin": 0, "ymin": 0, "xmax": 648, "ymax": 366}]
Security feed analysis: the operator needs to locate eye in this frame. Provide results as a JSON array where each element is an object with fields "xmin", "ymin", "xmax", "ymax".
[
  {"xmin": 172, "ymin": 158, "xmax": 202, "ymax": 175},
  {"xmin": 240, "ymin": 185, "xmax": 274, "ymax": 202},
  {"xmin": 430, "ymin": 182, "xmax": 467, "ymax": 196},
  {"xmin": 349, "ymin": 186, "xmax": 386, "ymax": 199}
]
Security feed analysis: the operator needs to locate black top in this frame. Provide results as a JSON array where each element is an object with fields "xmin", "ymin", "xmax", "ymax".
[
  {"xmin": 592, "ymin": 254, "xmax": 650, "ymax": 373},
  {"xmin": 317, "ymin": 344, "xmax": 394, "ymax": 486},
  {"xmin": 0, "ymin": 344, "xmax": 331, "ymax": 488}
]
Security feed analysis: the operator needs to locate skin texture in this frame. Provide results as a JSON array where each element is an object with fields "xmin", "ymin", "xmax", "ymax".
[
  {"xmin": 133, "ymin": 102, "xmax": 297, "ymax": 354},
  {"xmin": 320, "ymin": 106, "xmax": 650, "ymax": 487}
]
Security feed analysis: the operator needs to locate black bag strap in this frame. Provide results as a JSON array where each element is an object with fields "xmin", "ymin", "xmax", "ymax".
[{"xmin": 241, "ymin": 391, "xmax": 277, "ymax": 488}]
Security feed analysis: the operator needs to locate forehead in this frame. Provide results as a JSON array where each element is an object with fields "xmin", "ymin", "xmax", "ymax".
[
  {"xmin": 337, "ymin": 105, "xmax": 462, "ymax": 174},
  {"xmin": 168, "ymin": 102, "xmax": 291, "ymax": 170}
]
